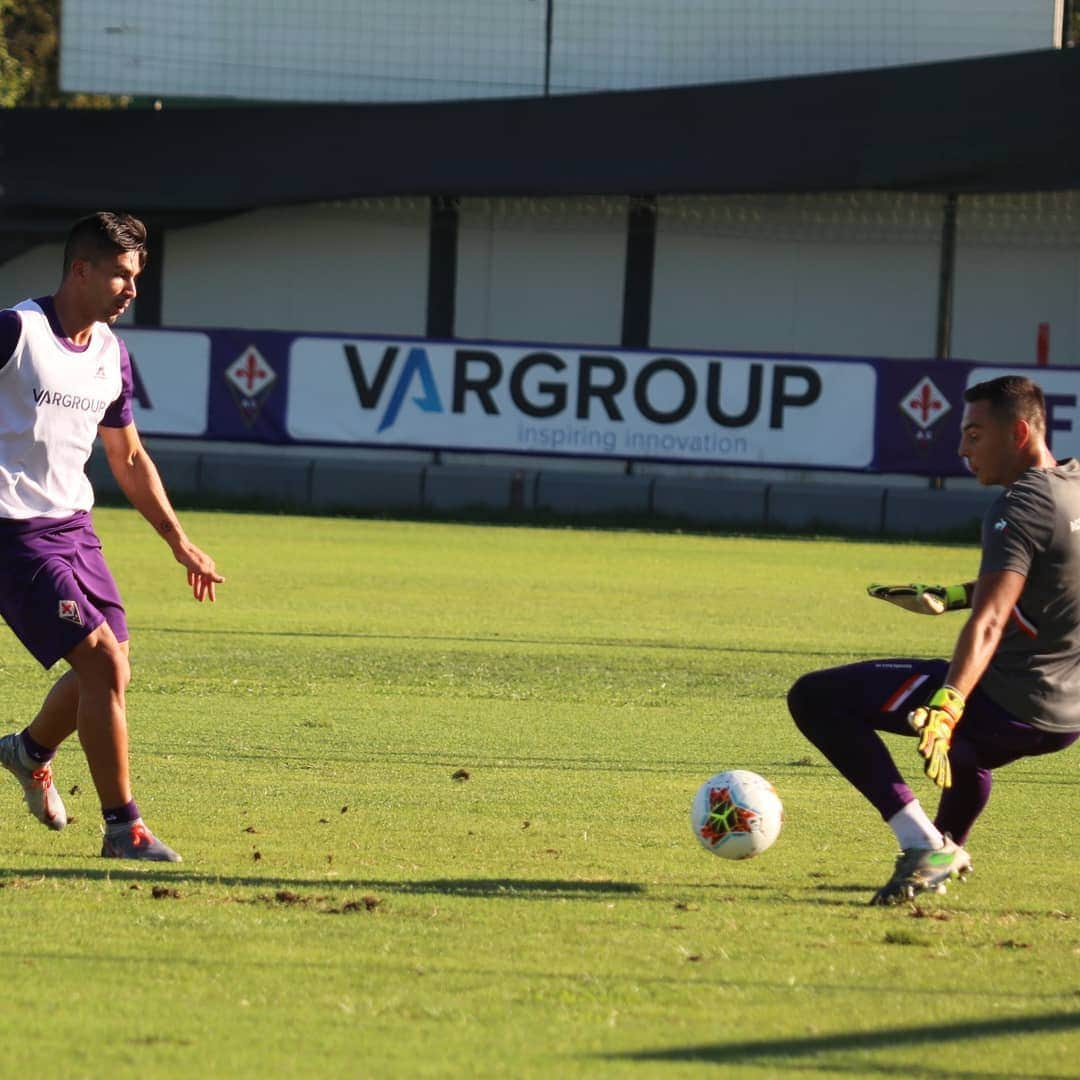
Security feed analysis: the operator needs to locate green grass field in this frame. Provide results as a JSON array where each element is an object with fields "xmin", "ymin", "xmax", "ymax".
[{"xmin": 0, "ymin": 509, "xmax": 1076, "ymax": 1079}]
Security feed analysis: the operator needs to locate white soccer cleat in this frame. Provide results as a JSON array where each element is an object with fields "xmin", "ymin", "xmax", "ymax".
[
  {"xmin": 101, "ymin": 821, "xmax": 182, "ymax": 862},
  {"xmin": 870, "ymin": 835, "xmax": 972, "ymax": 906},
  {"xmin": 0, "ymin": 732, "xmax": 67, "ymax": 831}
]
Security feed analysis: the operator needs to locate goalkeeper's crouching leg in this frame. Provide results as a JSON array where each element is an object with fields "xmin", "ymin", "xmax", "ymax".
[{"xmin": 786, "ymin": 660, "xmax": 942, "ymax": 823}]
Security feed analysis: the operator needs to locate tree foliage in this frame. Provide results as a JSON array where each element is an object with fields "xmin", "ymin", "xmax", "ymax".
[{"xmin": 0, "ymin": 0, "xmax": 127, "ymax": 108}]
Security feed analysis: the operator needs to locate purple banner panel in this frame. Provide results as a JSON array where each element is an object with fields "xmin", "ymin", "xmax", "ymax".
[
  {"xmin": 126, "ymin": 325, "xmax": 1080, "ymax": 475},
  {"xmin": 874, "ymin": 361, "xmax": 971, "ymax": 476},
  {"xmin": 206, "ymin": 331, "xmax": 292, "ymax": 443}
]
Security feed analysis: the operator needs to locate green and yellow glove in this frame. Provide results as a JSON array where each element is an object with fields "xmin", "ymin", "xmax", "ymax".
[
  {"xmin": 907, "ymin": 685, "xmax": 965, "ymax": 790},
  {"xmin": 867, "ymin": 583, "xmax": 968, "ymax": 616}
]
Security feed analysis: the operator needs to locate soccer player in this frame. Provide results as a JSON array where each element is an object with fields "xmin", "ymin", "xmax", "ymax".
[
  {"xmin": 0, "ymin": 212, "xmax": 223, "ymax": 861},
  {"xmin": 788, "ymin": 375, "xmax": 1079, "ymax": 904}
]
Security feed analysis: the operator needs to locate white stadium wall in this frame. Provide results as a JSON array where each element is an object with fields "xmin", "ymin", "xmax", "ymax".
[
  {"xmin": 60, "ymin": 0, "xmax": 1060, "ymax": 103},
  {"xmin": 954, "ymin": 247, "xmax": 1080, "ymax": 368},
  {"xmin": 650, "ymin": 195, "xmax": 942, "ymax": 359},
  {"xmin": 161, "ymin": 203, "xmax": 430, "ymax": 336},
  {"xmin": 952, "ymin": 196, "xmax": 1080, "ymax": 368},
  {"xmin": 2, "ymin": 194, "xmax": 1078, "ymax": 368},
  {"xmin": 149, "ymin": 192, "xmax": 1075, "ymax": 367},
  {"xmin": 0, "ymin": 242, "xmax": 64, "ymax": 304},
  {"xmin": 454, "ymin": 198, "xmax": 628, "ymax": 346},
  {"xmin": 0, "ymin": 241, "xmax": 139, "ymax": 331}
]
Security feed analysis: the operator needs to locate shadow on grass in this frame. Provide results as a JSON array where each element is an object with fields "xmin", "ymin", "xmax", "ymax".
[
  {"xmin": 0, "ymin": 866, "xmax": 643, "ymax": 898},
  {"xmin": 764, "ymin": 1067, "xmax": 1067, "ymax": 1079},
  {"xmin": 0, "ymin": 866, "xmax": 931, "ymax": 909},
  {"xmin": 604, "ymin": 1011, "xmax": 1080, "ymax": 1072},
  {"xmin": 136, "ymin": 623, "xmax": 884, "ymax": 661},
  {"xmin": 170, "ymin": 747, "xmax": 839, "ymax": 777},
  {"xmin": 340, "ymin": 877, "xmax": 645, "ymax": 899}
]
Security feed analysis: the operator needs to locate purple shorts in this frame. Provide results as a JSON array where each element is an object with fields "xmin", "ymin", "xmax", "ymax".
[{"xmin": 0, "ymin": 511, "xmax": 128, "ymax": 669}]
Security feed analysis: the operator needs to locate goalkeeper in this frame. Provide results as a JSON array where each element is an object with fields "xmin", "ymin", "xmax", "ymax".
[{"xmin": 788, "ymin": 376, "xmax": 1080, "ymax": 905}]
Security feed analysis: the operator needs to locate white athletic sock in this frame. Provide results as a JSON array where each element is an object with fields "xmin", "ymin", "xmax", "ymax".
[{"xmin": 887, "ymin": 801, "xmax": 944, "ymax": 851}]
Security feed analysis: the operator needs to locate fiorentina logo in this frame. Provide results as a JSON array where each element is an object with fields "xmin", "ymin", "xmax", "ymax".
[
  {"xmin": 900, "ymin": 375, "xmax": 951, "ymax": 444},
  {"xmin": 225, "ymin": 346, "xmax": 277, "ymax": 428},
  {"xmin": 58, "ymin": 600, "xmax": 82, "ymax": 625}
]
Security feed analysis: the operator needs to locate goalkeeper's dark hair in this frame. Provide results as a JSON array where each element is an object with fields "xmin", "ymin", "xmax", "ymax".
[
  {"xmin": 964, "ymin": 375, "xmax": 1046, "ymax": 439},
  {"xmin": 62, "ymin": 212, "xmax": 148, "ymax": 276}
]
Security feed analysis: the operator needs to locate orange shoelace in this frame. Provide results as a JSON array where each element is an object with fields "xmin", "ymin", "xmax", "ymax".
[
  {"xmin": 128, "ymin": 823, "xmax": 153, "ymax": 847},
  {"xmin": 28, "ymin": 766, "xmax": 53, "ymax": 791}
]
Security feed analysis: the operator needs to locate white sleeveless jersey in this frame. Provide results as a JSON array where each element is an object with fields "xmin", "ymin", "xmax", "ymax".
[{"xmin": 0, "ymin": 300, "xmax": 123, "ymax": 518}]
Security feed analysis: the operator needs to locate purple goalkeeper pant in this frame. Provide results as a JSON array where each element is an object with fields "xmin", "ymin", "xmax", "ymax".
[{"xmin": 787, "ymin": 659, "xmax": 1078, "ymax": 844}]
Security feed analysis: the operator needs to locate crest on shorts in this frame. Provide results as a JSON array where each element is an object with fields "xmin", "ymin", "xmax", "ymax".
[{"xmin": 58, "ymin": 600, "xmax": 83, "ymax": 625}]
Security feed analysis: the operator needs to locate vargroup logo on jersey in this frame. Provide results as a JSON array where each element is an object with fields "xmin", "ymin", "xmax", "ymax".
[
  {"xmin": 225, "ymin": 346, "xmax": 277, "ymax": 428},
  {"xmin": 32, "ymin": 388, "xmax": 109, "ymax": 413},
  {"xmin": 900, "ymin": 375, "xmax": 951, "ymax": 443},
  {"xmin": 287, "ymin": 336, "xmax": 876, "ymax": 467}
]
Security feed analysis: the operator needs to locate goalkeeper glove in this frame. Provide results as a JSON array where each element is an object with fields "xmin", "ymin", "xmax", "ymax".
[
  {"xmin": 867, "ymin": 583, "xmax": 968, "ymax": 616},
  {"xmin": 907, "ymin": 685, "xmax": 965, "ymax": 790}
]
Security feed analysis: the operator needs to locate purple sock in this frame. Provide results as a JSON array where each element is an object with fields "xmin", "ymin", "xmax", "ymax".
[
  {"xmin": 19, "ymin": 728, "xmax": 56, "ymax": 764},
  {"xmin": 103, "ymin": 800, "xmax": 140, "ymax": 827}
]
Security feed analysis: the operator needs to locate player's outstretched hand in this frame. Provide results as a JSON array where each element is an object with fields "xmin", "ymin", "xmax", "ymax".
[
  {"xmin": 867, "ymin": 583, "xmax": 967, "ymax": 616},
  {"xmin": 907, "ymin": 685, "xmax": 965, "ymax": 789},
  {"xmin": 175, "ymin": 543, "xmax": 224, "ymax": 603}
]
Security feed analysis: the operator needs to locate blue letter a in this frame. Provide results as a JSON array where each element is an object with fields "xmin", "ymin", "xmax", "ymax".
[{"xmin": 377, "ymin": 348, "xmax": 444, "ymax": 433}]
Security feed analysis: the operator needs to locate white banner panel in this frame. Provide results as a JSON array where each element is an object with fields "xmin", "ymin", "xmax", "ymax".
[
  {"xmin": 120, "ymin": 329, "xmax": 211, "ymax": 436},
  {"xmin": 968, "ymin": 368, "xmax": 1080, "ymax": 461},
  {"xmin": 287, "ymin": 337, "xmax": 876, "ymax": 468}
]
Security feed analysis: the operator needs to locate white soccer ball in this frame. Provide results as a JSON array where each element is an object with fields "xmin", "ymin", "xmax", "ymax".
[{"xmin": 690, "ymin": 769, "xmax": 783, "ymax": 860}]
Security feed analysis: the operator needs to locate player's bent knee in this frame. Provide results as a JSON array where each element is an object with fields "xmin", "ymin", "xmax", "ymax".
[
  {"xmin": 68, "ymin": 627, "xmax": 131, "ymax": 691},
  {"xmin": 787, "ymin": 670, "xmax": 829, "ymax": 735},
  {"xmin": 99, "ymin": 647, "xmax": 131, "ymax": 692},
  {"xmin": 786, "ymin": 673, "xmax": 816, "ymax": 725}
]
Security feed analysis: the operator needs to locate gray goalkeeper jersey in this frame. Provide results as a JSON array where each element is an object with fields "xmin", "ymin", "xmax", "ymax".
[{"xmin": 978, "ymin": 457, "xmax": 1080, "ymax": 732}]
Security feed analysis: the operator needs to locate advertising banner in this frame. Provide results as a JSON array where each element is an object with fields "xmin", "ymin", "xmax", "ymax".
[
  {"xmin": 124, "ymin": 325, "xmax": 1080, "ymax": 476},
  {"xmin": 286, "ymin": 337, "xmax": 877, "ymax": 470},
  {"xmin": 121, "ymin": 329, "xmax": 212, "ymax": 436}
]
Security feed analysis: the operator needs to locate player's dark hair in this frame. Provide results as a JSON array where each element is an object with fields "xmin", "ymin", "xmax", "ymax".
[
  {"xmin": 62, "ymin": 212, "xmax": 148, "ymax": 275},
  {"xmin": 964, "ymin": 375, "xmax": 1046, "ymax": 438}
]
